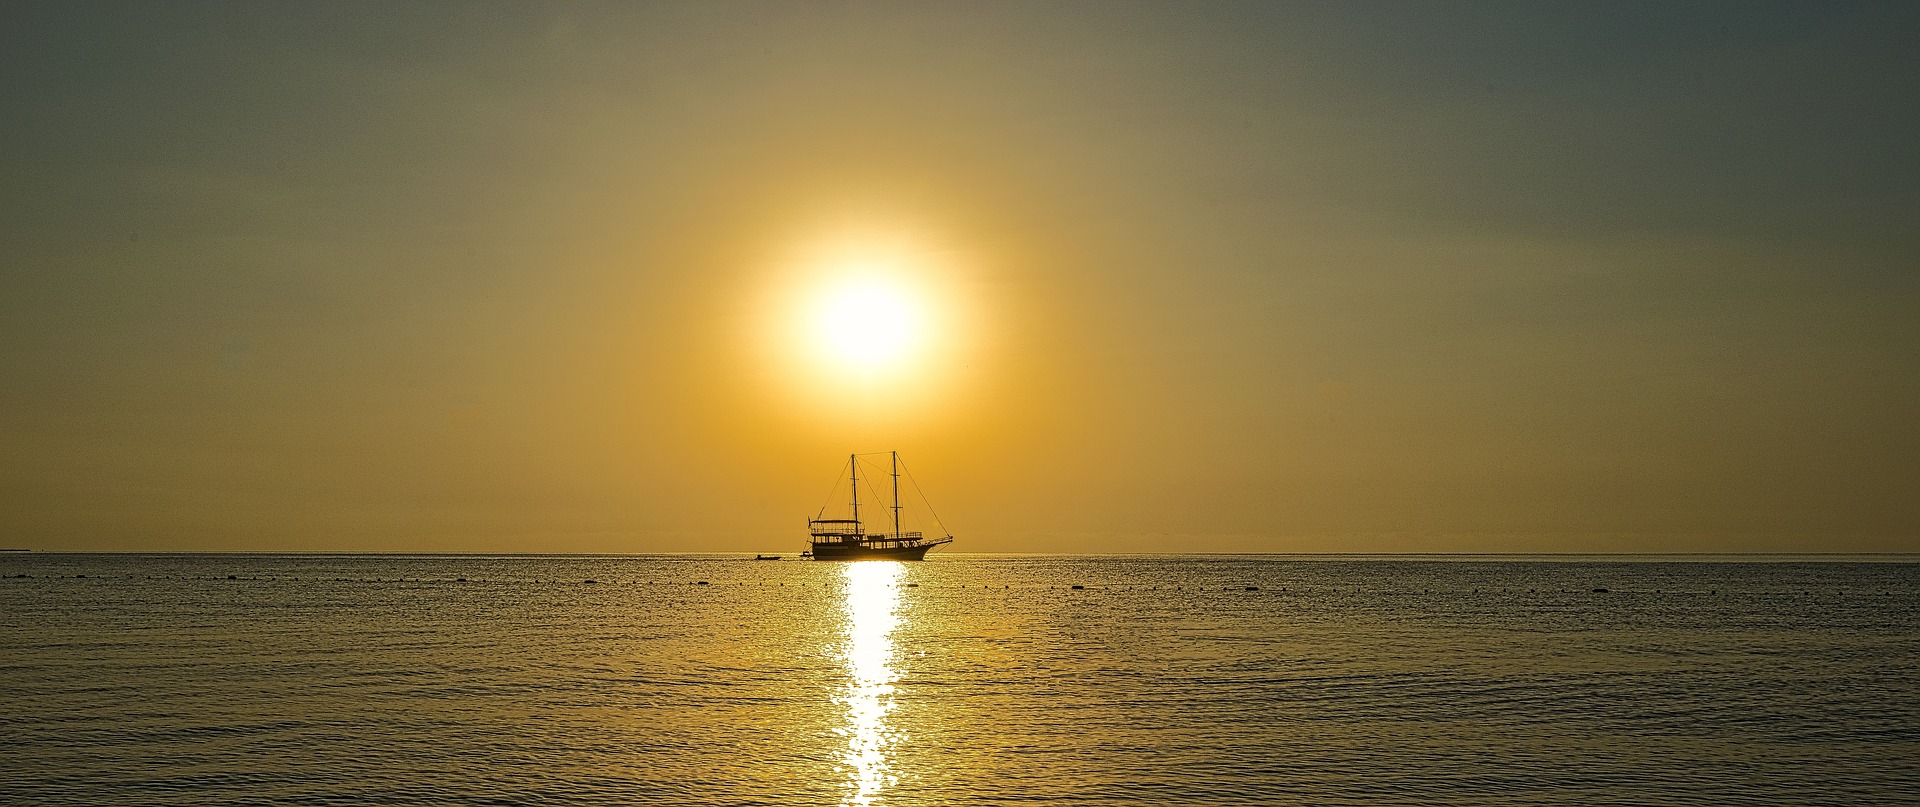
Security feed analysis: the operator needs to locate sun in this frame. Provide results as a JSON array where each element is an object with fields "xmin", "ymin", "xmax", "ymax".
[
  {"xmin": 811, "ymin": 275, "xmax": 924, "ymax": 370},
  {"xmin": 753, "ymin": 236, "xmax": 972, "ymax": 415}
]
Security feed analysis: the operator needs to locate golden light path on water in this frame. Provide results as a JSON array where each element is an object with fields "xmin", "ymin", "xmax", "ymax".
[{"xmin": 836, "ymin": 562, "xmax": 904, "ymax": 807}]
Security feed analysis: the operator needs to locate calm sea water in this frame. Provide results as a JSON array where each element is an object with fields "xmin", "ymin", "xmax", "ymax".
[{"xmin": 2, "ymin": 553, "xmax": 1916, "ymax": 806}]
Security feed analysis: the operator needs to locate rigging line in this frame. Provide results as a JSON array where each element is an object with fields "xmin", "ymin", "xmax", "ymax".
[
  {"xmin": 854, "ymin": 455, "xmax": 894, "ymax": 532},
  {"xmin": 855, "ymin": 455, "xmax": 892, "ymax": 502},
  {"xmin": 897, "ymin": 458, "xmax": 951, "ymax": 537},
  {"xmin": 852, "ymin": 457, "xmax": 865, "ymax": 528},
  {"xmin": 903, "ymin": 467, "xmax": 947, "ymax": 538},
  {"xmin": 814, "ymin": 459, "xmax": 847, "ymax": 519},
  {"xmin": 854, "ymin": 454, "xmax": 925, "ymax": 536},
  {"xmin": 854, "ymin": 456, "xmax": 902, "ymax": 530},
  {"xmin": 816, "ymin": 456, "xmax": 860, "ymax": 520}
]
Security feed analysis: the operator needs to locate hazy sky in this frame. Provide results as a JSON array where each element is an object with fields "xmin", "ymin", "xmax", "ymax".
[{"xmin": 3, "ymin": 1, "xmax": 1916, "ymax": 553}]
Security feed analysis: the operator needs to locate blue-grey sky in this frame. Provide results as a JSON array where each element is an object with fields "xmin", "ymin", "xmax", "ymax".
[{"xmin": 3, "ymin": 1, "xmax": 1915, "ymax": 552}]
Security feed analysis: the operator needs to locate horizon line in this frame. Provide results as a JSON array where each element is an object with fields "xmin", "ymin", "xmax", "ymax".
[{"xmin": 7, "ymin": 550, "xmax": 1917, "ymax": 559}]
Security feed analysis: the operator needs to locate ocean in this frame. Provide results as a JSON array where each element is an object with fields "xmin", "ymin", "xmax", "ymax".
[{"xmin": 3, "ymin": 553, "xmax": 1916, "ymax": 806}]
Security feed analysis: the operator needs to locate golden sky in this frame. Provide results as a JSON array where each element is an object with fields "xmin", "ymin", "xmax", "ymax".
[{"xmin": 2, "ymin": 3, "xmax": 1916, "ymax": 552}]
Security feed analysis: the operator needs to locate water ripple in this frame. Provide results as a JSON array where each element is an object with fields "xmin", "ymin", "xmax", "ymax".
[{"xmin": 1, "ymin": 554, "xmax": 1915, "ymax": 805}]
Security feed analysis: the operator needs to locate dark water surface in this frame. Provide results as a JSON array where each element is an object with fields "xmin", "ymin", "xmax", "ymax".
[{"xmin": 3, "ymin": 554, "xmax": 1916, "ymax": 806}]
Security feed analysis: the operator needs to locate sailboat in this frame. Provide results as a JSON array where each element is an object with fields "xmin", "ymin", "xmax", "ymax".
[{"xmin": 807, "ymin": 452, "xmax": 954, "ymax": 560}]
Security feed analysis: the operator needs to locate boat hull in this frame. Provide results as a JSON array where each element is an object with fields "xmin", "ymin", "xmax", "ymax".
[{"xmin": 808, "ymin": 541, "xmax": 937, "ymax": 561}]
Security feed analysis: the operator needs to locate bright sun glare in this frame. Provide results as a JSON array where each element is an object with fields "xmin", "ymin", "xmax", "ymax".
[
  {"xmin": 812, "ymin": 276, "xmax": 923, "ymax": 370},
  {"xmin": 838, "ymin": 562, "xmax": 901, "ymax": 806}
]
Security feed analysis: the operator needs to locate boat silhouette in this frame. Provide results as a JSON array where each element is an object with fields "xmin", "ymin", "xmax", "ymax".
[{"xmin": 807, "ymin": 452, "xmax": 954, "ymax": 561}]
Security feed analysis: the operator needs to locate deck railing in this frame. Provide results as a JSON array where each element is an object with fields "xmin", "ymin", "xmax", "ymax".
[{"xmin": 807, "ymin": 524, "xmax": 950, "ymax": 547}]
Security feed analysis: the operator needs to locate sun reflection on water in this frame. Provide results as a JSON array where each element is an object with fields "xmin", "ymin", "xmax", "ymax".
[{"xmin": 836, "ymin": 562, "xmax": 903, "ymax": 807}]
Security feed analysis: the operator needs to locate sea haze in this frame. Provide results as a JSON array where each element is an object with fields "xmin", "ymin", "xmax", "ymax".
[{"xmin": 3, "ymin": 554, "xmax": 1916, "ymax": 806}]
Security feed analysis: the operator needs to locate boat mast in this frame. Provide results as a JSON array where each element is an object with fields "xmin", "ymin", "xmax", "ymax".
[
  {"xmin": 849, "ymin": 453, "xmax": 860, "ymax": 535},
  {"xmin": 891, "ymin": 451, "xmax": 902, "ymax": 538}
]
